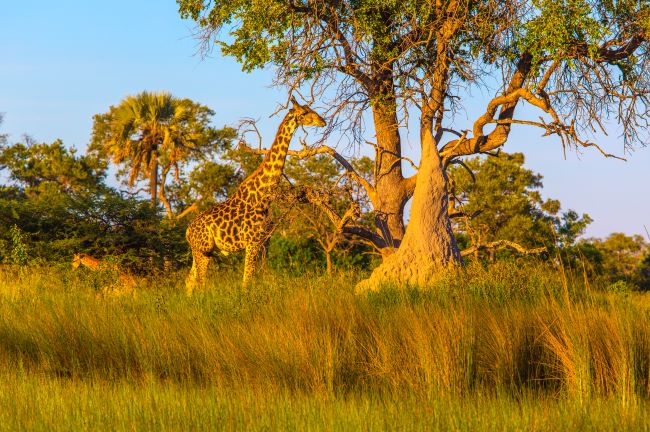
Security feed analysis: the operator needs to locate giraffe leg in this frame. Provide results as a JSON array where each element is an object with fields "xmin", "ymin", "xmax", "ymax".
[
  {"xmin": 243, "ymin": 242, "xmax": 263, "ymax": 287},
  {"xmin": 186, "ymin": 250, "xmax": 210, "ymax": 296},
  {"xmin": 258, "ymin": 239, "xmax": 269, "ymax": 273}
]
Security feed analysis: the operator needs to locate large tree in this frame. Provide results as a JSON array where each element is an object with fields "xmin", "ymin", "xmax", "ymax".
[
  {"xmin": 90, "ymin": 91, "xmax": 234, "ymax": 216},
  {"xmin": 178, "ymin": 0, "xmax": 649, "ymax": 288}
]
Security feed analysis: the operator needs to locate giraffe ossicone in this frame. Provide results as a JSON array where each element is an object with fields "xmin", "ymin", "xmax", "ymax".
[{"xmin": 184, "ymin": 97, "xmax": 326, "ymax": 293}]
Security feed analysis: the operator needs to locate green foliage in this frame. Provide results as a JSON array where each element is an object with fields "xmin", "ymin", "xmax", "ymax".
[
  {"xmin": 176, "ymin": 0, "xmax": 514, "ymax": 75},
  {"xmin": 596, "ymin": 232, "xmax": 647, "ymax": 280},
  {"xmin": 185, "ymin": 161, "xmax": 239, "ymax": 207},
  {"xmin": 223, "ymin": 145, "xmax": 263, "ymax": 177},
  {"xmin": 575, "ymin": 232, "xmax": 649, "ymax": 288},
  {"xmin": 8, "ymin": 225, "xmax": 29, "ymax": 265},
  {"xmin": 637, "ymin": 253, "xmax": 650, "ymax": 290},
  {"xmin": 449, "ymin": 152, "xmax": 591, "ymax": 257},
  {"xmin": 89, "ymin": 91, "xmax": 236, "ymax": 214},
  {"xmin": 0, "ymin": 137, "xmax": 188, "ymax": 270},
  {"xmin": 267, "ymin": 236, "xmax": 324, "ymax": 274},
  {"xmin": 520, "ymin": 0, "xmax": 608, "ymax": 65},
  {"xmin": 177, "ymin": 0, "xmax": 648, "ymax": 120},
  {"xmin": 606, "ymin": 279, "xmax": 632, "ymax": 295},
  {"xmin": 0, "ymin": 138, "xmax": 105, "ymax": 193}
]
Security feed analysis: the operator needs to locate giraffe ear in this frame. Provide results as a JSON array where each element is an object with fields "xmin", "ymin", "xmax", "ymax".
[{"xmin": 290, "ymin": 95, "xmax": 299, "ymax": 107}]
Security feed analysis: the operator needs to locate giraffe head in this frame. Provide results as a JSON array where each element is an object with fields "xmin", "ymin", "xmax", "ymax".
[
  {"xmin": 71, "ymin": 253, "xmax": 85, "ymax": 270},
  {"xmin": 289, "ymin": 96, "xmax": 326, "ymax": 127}
]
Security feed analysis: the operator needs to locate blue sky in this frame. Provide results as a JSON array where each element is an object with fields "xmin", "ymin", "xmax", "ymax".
[{"xmin": 1, "ymin": 1, "xmax": 648, "ymax": 239}]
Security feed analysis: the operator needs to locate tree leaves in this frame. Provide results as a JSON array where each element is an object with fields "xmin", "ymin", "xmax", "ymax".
[{"xmin": 89, "ymin": 91, "xmax": 236, "ymax": 215}]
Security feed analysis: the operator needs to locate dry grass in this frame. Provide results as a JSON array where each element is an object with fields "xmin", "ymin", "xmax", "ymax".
[{"xmin": 0, "ymin": 261, "xmax": 648, "ymax": 430}]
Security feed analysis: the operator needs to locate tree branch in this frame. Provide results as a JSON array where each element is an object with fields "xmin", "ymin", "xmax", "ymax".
[
  {"xmin": 461, "ymin": 240, "xmax": 547, "ymax": 257},
  {"xmin": 298, "ymin": 185, "xmax": 387, "ymax": 249},
  {"xmin": 238, "ymin": 141, "xmax": 377, "ymax": 202},
  {"xmin": 176, "ymin": 202, "xmax": 199, "ymax": 220}
]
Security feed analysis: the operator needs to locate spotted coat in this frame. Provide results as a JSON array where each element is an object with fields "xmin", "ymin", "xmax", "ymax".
[{"xmin": 185, "ymin": 98, "xmax": 326, "ymax": 293}]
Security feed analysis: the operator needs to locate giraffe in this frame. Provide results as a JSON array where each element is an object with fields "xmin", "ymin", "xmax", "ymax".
[
  {"xmin": 72, "ymin": 253, "xmax": 111, "ymax": 271},
  {"xmin": 185, "ymin": 97, "xmax": 326, "ymax": 293},
  {"xmin": 72, "ymin": 253, "xmax": 136, "ymax": 296}
]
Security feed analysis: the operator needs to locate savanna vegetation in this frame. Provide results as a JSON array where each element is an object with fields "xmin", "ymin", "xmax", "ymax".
[
  {"xmin": 1, "ymin": 104, "xmax": 650, "ymax": 429},
  {"xmin": 1, "ymin": 262, "xmax": 650, "ymax": 430},
  {"xmin": 1, "ymin": 0, "xmax": 650, "ymax": 429}
]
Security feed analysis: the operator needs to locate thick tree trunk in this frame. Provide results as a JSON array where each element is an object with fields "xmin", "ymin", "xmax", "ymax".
[
  {"xmin": 370, "ymin": 99, "xmax": 411, "ymax": 247},
  {"xmin": 356, "ymin": 124, "xmax": 462, "ymax": 292}
]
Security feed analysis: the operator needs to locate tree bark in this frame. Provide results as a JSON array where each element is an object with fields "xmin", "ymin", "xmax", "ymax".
[
  {"xmin": 158, "ymin": 165, "xmax": 174, "ymax": 218},
  {"xmin": 149, "ymin": 154, "xmax": 158, "ymax": 207},
  {"xmin": 369, "ymin": 98, "xmax": 412, "ymax": 248},
  {"xmin": 356, "ymin": 119, "xmax": 462, "ymax": 292},
  {"xmin": 325, "ymin": 249, "xmax": 332, "ymax": 275}
]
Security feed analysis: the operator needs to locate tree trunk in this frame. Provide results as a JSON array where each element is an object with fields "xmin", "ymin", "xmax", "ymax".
[
  {"xmin": 149, "ymin": 155, "xmax": 158, "ymax": 207},
  {"xmin": 370, "ymin": 99, "xmax": 412, "ymax": 247},
  {"xmin": 158, "ymin": 165, "xmax": 174, "ymax": 218},
  {"xmin": 325, "ymin": 249, "xmax": 332, "ymax": 275},
  {"xmin": 356, "ymin": 122, "xmax": 462, "ymax": 292}
]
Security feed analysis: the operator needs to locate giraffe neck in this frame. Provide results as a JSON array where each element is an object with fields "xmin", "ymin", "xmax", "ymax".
[{"xmin": 255, "ymin": 113, "xmax": 298, "ymax": 195}]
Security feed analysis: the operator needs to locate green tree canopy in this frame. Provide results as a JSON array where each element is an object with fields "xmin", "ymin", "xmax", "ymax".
[
  {"xmin": 0, "ymin": 137, "xmax": 187, "ymax": 268},
  {"xmin": 592, "ymin": 232, "xmax": 648, "ymax": 284},
  {"xmin": 637, "ymin": 251, "xmax": 650, "ymax": 290},
  {"xmin": 0, "ymin": 137, "xmax": 105, "ymax": 194},
  {"xmin": 449, "ymin": 152, "xmax": 592, "ymax": 257},
  {"xmin": 90, "ymin": 91, "xmax": 236, "ymax": 217}
]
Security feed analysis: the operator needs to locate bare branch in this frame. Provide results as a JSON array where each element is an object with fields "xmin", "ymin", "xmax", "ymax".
[
  {"xmin": 176, "ymin": 202, "xmax": 199, "ymax": 220},
  {"xmin": 449, "ymin": 209, "xmax": 482, "ymax": 219},
  {"xmin": 238, "ymin": 118, "xmax": 263, "ymax": 149},
  {"xmin": 298, "ymin": 185, "xmax": 387, "ymax": 249},
  {"xmin": 461, "ymin": 240, "xmax": 547, "ymax": 257}
]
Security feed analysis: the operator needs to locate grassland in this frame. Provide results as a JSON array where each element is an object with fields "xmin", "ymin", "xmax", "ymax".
[{"xmin": 0, "ymin": 261, "xmax": 649, "ymax": 431}]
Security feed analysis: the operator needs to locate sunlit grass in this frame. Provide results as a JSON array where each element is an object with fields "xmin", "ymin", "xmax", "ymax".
[
  {"xmin": 0, "ymin": 261, "xmax": 649, "ymax": 430},
  {"xmin": 0, "ymin": 374, "xmax": 648, "ymax": 431}
]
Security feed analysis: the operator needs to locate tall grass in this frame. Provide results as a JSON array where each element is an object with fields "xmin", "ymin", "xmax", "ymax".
[{"xmin": 0, "ymin": 261, "xmax": 649, "ymax": 429}]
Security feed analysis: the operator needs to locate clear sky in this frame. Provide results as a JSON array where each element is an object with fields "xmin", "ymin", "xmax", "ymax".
[{"xmin": 1, "ymin": 1, "xmax": 648, "ymax": 239}]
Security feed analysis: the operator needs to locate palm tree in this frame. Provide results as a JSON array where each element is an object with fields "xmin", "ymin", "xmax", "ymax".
[{"xmin": 90, "ymin": 91, "xmax": 221, "ymax": 210}]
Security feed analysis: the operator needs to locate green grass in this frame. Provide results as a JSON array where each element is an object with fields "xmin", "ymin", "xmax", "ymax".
[
  {"xmin": 0, "ymin": 375, "xmax": 648, "ymax": 431},
  {"xmin": 0, "ymin": 261, "xmax": 649, "ymax": 430}
]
